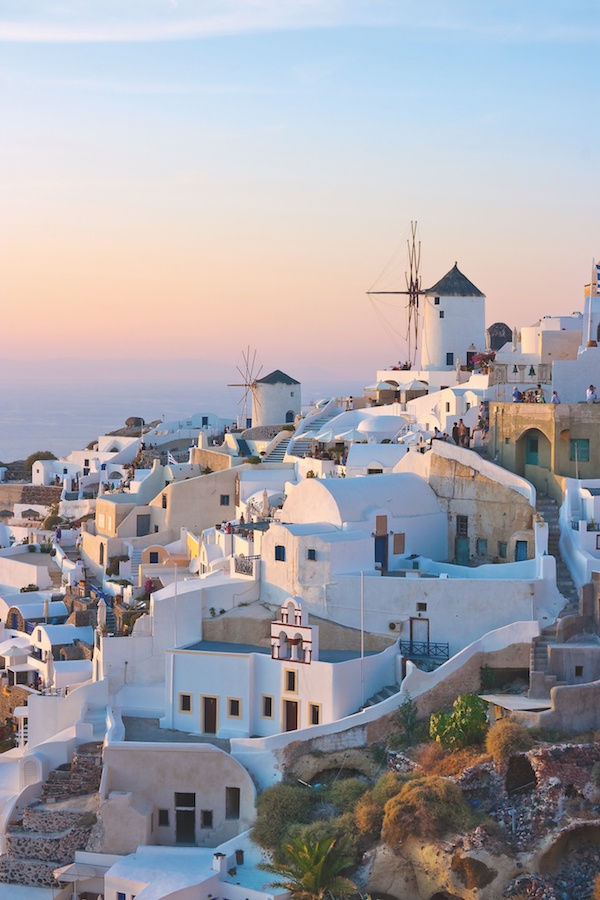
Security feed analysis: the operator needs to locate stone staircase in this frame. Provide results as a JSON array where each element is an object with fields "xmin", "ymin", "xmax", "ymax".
[
  {"xmin": 288, "ymin": 409, "xmax": 342, "ymax": 458},
  {"xmin": 536, "ymin": 494, "xmax": 579, "ymax": 614},
  {"xmin": 0, "ymin": 743, "xmax": 102, "ymax": 888},
  {"xmin": 530, "ymin": 494, "xmax": 580, "ymax": 682},
  {"xmin": 40, "ymin": 742, "xmax": 103, "ymax": 802},
  {"xmin": 263, "ymin": 438, "xmax": 291, "ymax": 462},
  {"xmin": 360, "ymin": 683, "xmax": 401, "ymax": 710},
  {"xmin": 129, "ymin": 546, "xmax": 143, "ymax": 587},
  {"xmin": 47, "ymin": 557, "xmax": 64, "ymax": 591}
]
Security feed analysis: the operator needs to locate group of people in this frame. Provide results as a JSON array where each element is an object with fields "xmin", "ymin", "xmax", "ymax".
[
  {"xmin": 511, "ymin": 383, "xmax": 598, "ymax": 404},
  {"xmin": 512, "ymin": 384, "xmax": 546, "ymax": 403}
]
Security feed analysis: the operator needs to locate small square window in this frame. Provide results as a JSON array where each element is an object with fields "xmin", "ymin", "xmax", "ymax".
[
  {"xmin": 149, "ymin": 551, "xmax": 159, "ymax": 564},
  {"xmin": 498, "ymin": 541, "xmax": 507, "ymax": 559},
  {"xmin": 439, "ymin": 310, "xmax": 445, "ymax": 318},
  {"xmin": 262, "ymin": 695, "xmax": 273, "ymax": 718},
  {"xmin": 175, "ymin": 793, "xmax": 195, "ymax": 807},
  {"xmin": 275, "ymin": 545, "xmax": 286, "ymax": 561},
  {"xmin": 162, "ymin": 493, "xmax": 167, "ymax": 509},
  {"xmin": 285, "ymin": 670, "xmax": 297, "ymax": 692},
  {"xmin": 158, "ymin": 809, "xmax": 169, "ymax": 827},
  {"xmin": 309, "ymin": 703, "xmax": 320, "ymax": 725},
  {"xmin": 575, "ymin": 665, "xmax": 584, "ymax": 677},
  {"xmin": 179, "ymin": 693, "xmax": 192, "ymax": 713},
  {"xmin": 445, "ymin": 402, "xmax": 451, "ymax": 412},
  {"xmin": 446, "ymin": 353, "xmax": 454, "ymax": 366},
  {"xmin": 505, "ymin": 437, "xmax": 511, "ymax": 444},
  {"xmin": 434, "ymin": 296, "xmax": 440, "ymax": 305},
  {"xmin": 476, "ymin": 538, "xmax": 488, "ymax": 556},
  {"xmin": 416, "ymin": 602, "xmax": 427, "ymax": 612},
  {"xmin": 228, "ymin": 698, "xmax": 241, "ymax": 718},
  {"xmin": 201, "ymin": 809, "xmax": 213, "ymax": 829},
  {"xmin": 307, "ymin": 548, "xmax": 316, "ymax": 560},
  {"xmin": 117, "ymin": 893, "xmax": 127, "ymax": 900},
  {"xmin": 220, "ymin": 494, "xmax": 230, "ymax": 506}
]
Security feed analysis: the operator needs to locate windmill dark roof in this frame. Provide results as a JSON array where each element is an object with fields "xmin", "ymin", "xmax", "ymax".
[
  {"xmin": 256, "ymin": 370, "xmax": 300, "ymax": 386},
  {"xmin": 424, "ymin": 263, "xmax": 485, "ymax": 297}
]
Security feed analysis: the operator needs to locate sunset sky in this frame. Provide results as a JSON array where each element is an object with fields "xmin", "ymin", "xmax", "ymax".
[{"xmin": 1, "ymin": 0, "xmax": 599, "ymax": 380}]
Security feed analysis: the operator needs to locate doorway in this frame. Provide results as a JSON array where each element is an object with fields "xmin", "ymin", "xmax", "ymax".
[
  {"xmin": 137, "ymin": 514, "xmax": 151, "ymax": 537},
  {"xmin": 526, "ymin": 436, "xmax": 539, "ymax": 466},
  {"xmin": 515, "ymin": 540, "xmax": 528, "ymax": 561},
  {"xmin": 410, "ymin": 617, "xmax": 430, "ymax": 647},
  {"xmin": 455, "ymin": 537, "xmax": 469, "ymax": 566},
  {"xmin": 284, "ymin": 699, "xmax": 298, "ymax": 732},
  {"xmin": 202, "ymin": 696, "xmax": 217, "ymax": 734},
  {"xmin": 175, "ymin": 792, "xmax": 196, "ymax": 844}
]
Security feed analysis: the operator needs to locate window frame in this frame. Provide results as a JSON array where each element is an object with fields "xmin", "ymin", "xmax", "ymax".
[
  {"xmin": 178, "ymin": 693, "xmax": 192, "ymax": 714},
  {"xmin": 308, "ymin": 703, "xmax": 321, "ymax": 726},
  {"xmin": 227, "ymin": 697, "xmax": 242, "ymax": 719},
  {"xmin": 570, "ymin": 438, "xmax": 590, "ymax": 462}
]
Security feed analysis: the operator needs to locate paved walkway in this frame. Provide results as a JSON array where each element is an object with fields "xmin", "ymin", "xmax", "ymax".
[{"xmin": 123, "ymin": 717, "xmax": 231, "ymax": 751}]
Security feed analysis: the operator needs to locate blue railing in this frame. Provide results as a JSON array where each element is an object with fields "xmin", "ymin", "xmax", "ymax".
[{"xmin": 398, "ymin": 640, "xmax": 449, "ymax": 661}]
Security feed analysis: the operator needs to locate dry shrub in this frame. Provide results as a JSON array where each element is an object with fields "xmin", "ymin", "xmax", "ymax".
[
  {"xmin": 414, "ymin": 741, "xmax": 446, "ymax": 771},
  {"xmin": 354, "ymin": 772, "xmax": 405, "ymax": 839},
  {"xmin": 416, "ymin": 743, "xmax": 488, "ymax": 777},
  {"xmin": 593, "ymin": 873, "xmax": 600, "ymax": 900},
  {"xmin": 485, "ymin": 719, "xmax": 533, "ymax": 764},
  {"xmin": 354, "ymin": 793, "xmax": 382, "ymax": 838},
  {"xmin": 382, "ymin": 775, "xmax": 475, "ymax": 845}
]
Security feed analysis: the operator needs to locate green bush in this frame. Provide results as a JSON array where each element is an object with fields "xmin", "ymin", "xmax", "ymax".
[
  {"xmin": 326, "ymin": 777, "xmax": 369, "ymax": 813},
  {"xmin": 485, "ymin": 719, "xmax": 533, "ymax": 763},
  {"xmin": 284, "ymin": 813, "xmax": 359, "ymax": 862},
  {"xmin": 382, "ymin": 775, "xmax": 475, "ymax": 844},
  {"xmin": 23, "ymin": 450, "xmax": 56, "ymax": 474},
  {"xmin": 430, "ymin": 693, "xmax": 488, "ymax": 748},
  {"xmin": 251, "ymin": 783, "xmax": 315, "ymax": 850}
]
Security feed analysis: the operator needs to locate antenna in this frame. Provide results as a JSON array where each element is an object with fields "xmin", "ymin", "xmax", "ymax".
[
  {"xmin": 228, "ymin": 346, "xmax": 263, "ymax": 426},
  {"xmin": 367, "ymin": 221, "xmax": 422, "ymax": 364}
]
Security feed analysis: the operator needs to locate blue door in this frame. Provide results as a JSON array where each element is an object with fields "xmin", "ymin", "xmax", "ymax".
[
  {"xmin": 515, "ymin": 540, "xmax": 527, "ymax": 561},
  {"xmin": 374, "ymin": 535, "xmax": 388, "ymax": 571},
  {"xmin": 526, "ymin": 437, "xmax": 539, "ymax": 466}
]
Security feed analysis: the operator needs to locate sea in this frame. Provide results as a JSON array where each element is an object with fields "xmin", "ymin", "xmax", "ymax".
[{"xmin": 0, "ymin": 358, "xmax": 370, "ymax": 462}]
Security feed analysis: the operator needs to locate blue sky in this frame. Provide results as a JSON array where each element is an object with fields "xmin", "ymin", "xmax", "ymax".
[{"xmin": 1, "ymin": 1, "xmax": 599, "ymax": 378}]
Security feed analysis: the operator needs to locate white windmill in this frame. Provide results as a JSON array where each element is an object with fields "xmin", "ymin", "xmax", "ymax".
[{"xmin": 228, "ymin": 347, "xmax": 263, "ymax": 430}]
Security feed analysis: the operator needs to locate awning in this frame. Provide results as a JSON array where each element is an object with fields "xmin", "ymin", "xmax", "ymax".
[{"xmin": 54, "ymin": 861, "xmax": 108, "ymax": 881}]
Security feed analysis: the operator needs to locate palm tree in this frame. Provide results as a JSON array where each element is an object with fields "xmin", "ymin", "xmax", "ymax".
[{"xmin": 260, "ymin": 835, "xmax": 357, "ymax": 900}]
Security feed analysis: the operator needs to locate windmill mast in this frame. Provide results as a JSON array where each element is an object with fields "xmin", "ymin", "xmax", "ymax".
[
  {"xmin": 228, "ymin": 346, "xmax": 263, "ymax": 428},
  {"xmin": 367, "ymin": 221, "xmax": 422, "ymax": 365}
]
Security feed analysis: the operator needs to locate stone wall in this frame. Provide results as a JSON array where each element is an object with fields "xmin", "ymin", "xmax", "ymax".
[
  {"xmin": 0, "ymin": 857, "xmax": 59, "ymax": 888},
  {"xmin": 0, "ymin": 684, "xmax": 32, "ymax": 723},
  {"xmin": 40, "ymin": 743, "xmax": 103, "ymax": 801},
  {"xmin": 6, "ymin": 824, "xmax": 94, "ymax": 864}
]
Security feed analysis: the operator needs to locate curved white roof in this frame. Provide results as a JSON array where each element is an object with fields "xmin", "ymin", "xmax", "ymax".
[{"xmin": 281, "ymin": 473, "xmax": 441, "ymax": 526}]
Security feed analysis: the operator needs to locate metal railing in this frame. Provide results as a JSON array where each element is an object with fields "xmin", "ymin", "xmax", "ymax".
[
  {"xmin": 398, "ymin": 640, "xmax": 449, "ymax": 662},
  {"xmin": 234, "ymin": 555, "xmax": 260, "ymax": 576}
]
